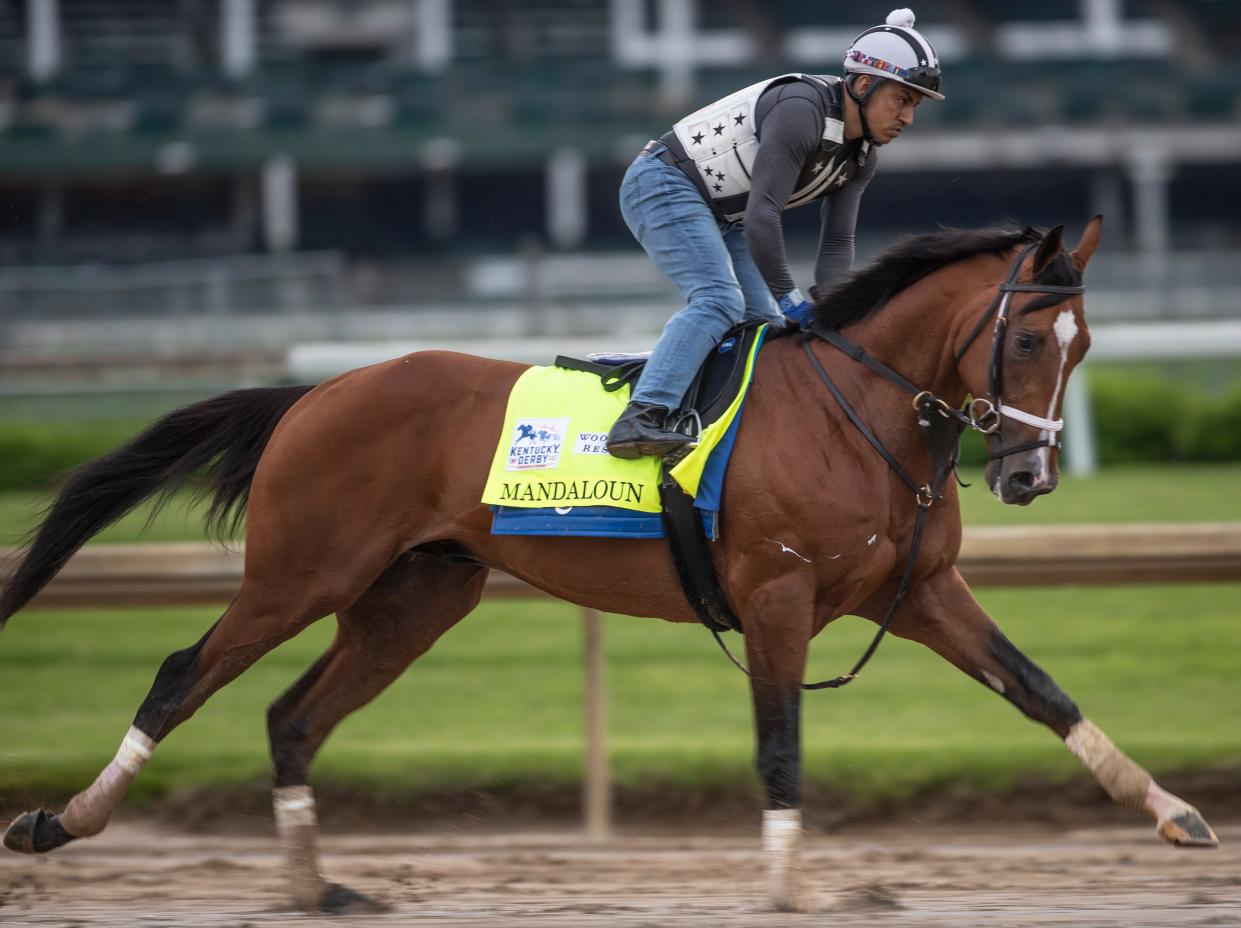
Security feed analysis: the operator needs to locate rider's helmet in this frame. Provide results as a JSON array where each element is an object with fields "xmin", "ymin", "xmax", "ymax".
[{"xmin": 843, "ymin": 8, "xmax": 945, "ymax": 106}]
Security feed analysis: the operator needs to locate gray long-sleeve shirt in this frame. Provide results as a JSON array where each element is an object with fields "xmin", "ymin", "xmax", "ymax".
[{"xmin": 744, "ymin": 80, "xmax": 878, "ymax": 298}]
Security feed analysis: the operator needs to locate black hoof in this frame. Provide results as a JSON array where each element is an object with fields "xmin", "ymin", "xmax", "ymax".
[
  {"xmin": 319, "ymin": 882, "xmax": 390, "ymax": 915},
  {"xmin": 1158, "ymin": 810, "xmax": 1220, "ymax": 848},
  {"xmin": 4, "ymin": 810, "xmax": 77, "ymax": 854}
]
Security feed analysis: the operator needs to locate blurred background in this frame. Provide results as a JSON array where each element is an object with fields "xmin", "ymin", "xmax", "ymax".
[
  {"xmin": 0, "ymin": 2, "xmax": 1238, "ymax": 829},
  {"xmin": 1, "ymin": 2, "xmax": 1240, "ymax": 426}
]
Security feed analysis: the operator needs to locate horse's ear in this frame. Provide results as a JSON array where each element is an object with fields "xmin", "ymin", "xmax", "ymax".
[
  {"xmin": 1031, "ymin": 225, "xmax": 1065, "ymax": 276},
  {"xmin": 1069, "ymin": 215, "xmax": 1103, "ymax": 269}
]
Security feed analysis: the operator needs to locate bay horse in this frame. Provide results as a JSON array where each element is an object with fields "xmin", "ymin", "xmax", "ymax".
[{"xmin": 1, "ymin": 217, "xmax": 1218, "ymax": 913}]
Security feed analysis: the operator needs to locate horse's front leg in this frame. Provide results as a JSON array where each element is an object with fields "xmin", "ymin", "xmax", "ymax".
[
  {"xmin": 887, "ymin": 568, "xmax": 1218, "ymax": 847},
  {"xmin": 739, "ymin": 577, "xmax": 815, "ymax": 911}
]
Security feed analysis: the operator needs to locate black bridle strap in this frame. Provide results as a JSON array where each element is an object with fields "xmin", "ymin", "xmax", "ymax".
[
  {"xmin": 801, "ymin": 338, "xmax": 925, "ymax": 497},
  {"xmin": 954, "ymin": 289, "xmax": 1005, "ymax": 365},
  {"xmin": 811, "ymin": 328, "xmax": 924, "ymax": 398},
  {"xmin": 989, "ymin": 437, "xmax": 1057, "ymax": 460},
  {"xmin": 954, "ymin": 241, "xmax": 1086, "ymax": 365}
]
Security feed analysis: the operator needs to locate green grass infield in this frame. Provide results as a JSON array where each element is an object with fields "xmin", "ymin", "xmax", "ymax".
[{"xmin": 1, "ymin": 583, "xmax": 1238, "ymax": 805}]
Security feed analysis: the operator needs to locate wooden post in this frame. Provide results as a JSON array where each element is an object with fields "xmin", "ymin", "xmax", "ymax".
[{"xmin": 581, "ymin": 607, "xmax": 611, "ymax": 840}]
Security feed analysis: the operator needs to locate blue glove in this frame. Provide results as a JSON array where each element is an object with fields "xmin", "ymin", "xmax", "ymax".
[{"xmin": 777, "ymin": 288, "xmax": 814, "ymax": 329}]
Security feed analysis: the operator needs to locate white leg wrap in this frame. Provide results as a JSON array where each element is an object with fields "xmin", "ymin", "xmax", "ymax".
[
  {"xmin": 1065, "ymin": 719, "xmax": 1152, "ymax": 812},
  {"xmin": 762, "ymin": 809, "xmax": 804, "ymax": 911},
  {"xmin": 274, "ymin": 785, "xmax": 319, "ymax": 830},
  {"xmin": 274, "ymin": 786, "xmax": 327, "ymax": 907},
  {"xmin": 60, "ymin": 726, "xmax": 155, "ymax": 837}
]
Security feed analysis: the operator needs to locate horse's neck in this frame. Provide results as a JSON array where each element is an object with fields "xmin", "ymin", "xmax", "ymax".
[{"xmin": 842, "ymin": 267, "xmax": 983, "ymax": 407}]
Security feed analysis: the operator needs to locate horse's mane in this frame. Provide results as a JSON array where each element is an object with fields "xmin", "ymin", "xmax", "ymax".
[{"xmin": 811, "ymin": 225, "xmax": 1079, "ymax": 331}]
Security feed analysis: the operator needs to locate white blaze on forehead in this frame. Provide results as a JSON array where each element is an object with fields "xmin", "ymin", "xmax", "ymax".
[
  {"xmin": 1046, "ymin": 310, "xmax": 1078, "ymax": 418},
  {"xmin": 1053, "ymin": 308, "xmax": 1079, "ymax": 350}
]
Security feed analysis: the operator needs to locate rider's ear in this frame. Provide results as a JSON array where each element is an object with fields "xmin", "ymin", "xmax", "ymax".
[
  {"xmin": 1031, "ymin": 225, "xmax": 1064, "ymax": 276},
  {"xmin": 1069, "ymin": 215, "xmax": 1103, "ymax": 270}
]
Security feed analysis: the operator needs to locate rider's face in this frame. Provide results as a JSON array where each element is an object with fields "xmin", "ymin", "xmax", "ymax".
[{"xmin": 862, "ymin": 80, "xmax": 921, "ymax": 144}]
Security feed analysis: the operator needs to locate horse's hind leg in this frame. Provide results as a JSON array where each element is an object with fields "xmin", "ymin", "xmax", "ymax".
[
  {"xmin": 3, "ymin": 573, "xmax": 366, "ymax": 856},
  {"xmin": 887, "ymin": 568, "xmax": 1219, "ymax": 847},
  {"xmin": 264, "ymin": 552, "xmax": 488, "ymax": 914}
]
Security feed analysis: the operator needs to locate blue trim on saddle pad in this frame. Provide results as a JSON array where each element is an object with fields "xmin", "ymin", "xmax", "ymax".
[
  {"xmin": 693, "ymin": 387, "xmax": 744, "ymax": 541},
  {"xmin": 490, "ymin": 505, "xmax": 665, "ymax": 538}
]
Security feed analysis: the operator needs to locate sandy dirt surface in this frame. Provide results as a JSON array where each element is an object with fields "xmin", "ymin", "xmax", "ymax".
[{"xmin": 1, "ymin": 822, "xmax": 1238, "ymax": 927}]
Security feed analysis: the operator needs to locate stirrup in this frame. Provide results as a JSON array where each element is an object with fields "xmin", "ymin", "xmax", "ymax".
[{"xmin": 661, "ymin": 409, "xmax": 702, "ymax": 465}]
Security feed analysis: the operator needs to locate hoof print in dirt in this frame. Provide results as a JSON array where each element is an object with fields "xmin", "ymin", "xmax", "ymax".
[
  {"xmin": 3, "ymin": 810, "xmax": 76, "ymax": 855},
  {"xmin": 319, "ymin": 883, "xmax": 390, "ymax": 915},
  {"xmin": 1158, "ymin": 810, "xmax": 1219, "ymax": 848}
]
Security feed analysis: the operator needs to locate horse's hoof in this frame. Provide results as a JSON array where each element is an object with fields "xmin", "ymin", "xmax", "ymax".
[
  {"xmin": 1158, "ymin": 809, "xmax": 1220, "ymax": 848},
  {"xmin": 318, "ymin": 882, "xmax": 390, "ymax": 915},
  {"xmin": 3, "ymin": 810, "xmax": 77, "ymax": 854}
]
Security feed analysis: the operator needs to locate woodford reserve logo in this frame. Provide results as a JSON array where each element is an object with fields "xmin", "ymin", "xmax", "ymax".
[{"xmin": 496, "ymin": 478, "xmax": 645, "ymax": 505}]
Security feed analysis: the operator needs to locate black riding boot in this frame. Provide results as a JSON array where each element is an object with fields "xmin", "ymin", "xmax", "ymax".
[{"xmin": 606, "ymin": 402, "xmax": 692, "ymax": 460}]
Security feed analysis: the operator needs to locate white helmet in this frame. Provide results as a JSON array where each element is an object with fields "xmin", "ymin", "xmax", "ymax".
[{"xmin": 843, "ymin": 8, "xmax": 944, "ymax": 101}]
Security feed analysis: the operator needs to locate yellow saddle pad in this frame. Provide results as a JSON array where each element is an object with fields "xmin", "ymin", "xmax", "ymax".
[{"xmin": 480, "ymin": 327, "xmax": 766, "ymax": 513}]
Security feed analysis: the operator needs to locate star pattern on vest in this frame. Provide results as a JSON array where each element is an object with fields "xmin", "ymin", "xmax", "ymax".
[
  {"xmin": 811, "ymin": 160, "xmax": 826, "ymax": 173},
  {"xmin": 712, "ymin": 183, "xmax": 723, "ymax": 193},
  {"xmin": 713, "ymin": 123, "xmax": 724, "ymax": 136},
  {"xmin": 703, "ymin": 166, "xmax": 715, "ymax": 178},
  {"xmin": 691, "ymin": 131, "xmax": 704, "ymax": 145},
  {"xmin": 733, "ymin": 114, "xmax": 744, "ymax": 125}
]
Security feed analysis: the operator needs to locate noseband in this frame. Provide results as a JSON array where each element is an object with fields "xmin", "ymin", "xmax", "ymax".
[{"xmin": 952, "ymin": 241, "xmax": 1086, "ymax": 460}]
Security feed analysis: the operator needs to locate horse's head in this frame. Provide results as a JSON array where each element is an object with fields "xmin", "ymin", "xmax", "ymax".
[{"xmin": 956, "ymin": 217, "xmax": 1102, "ymax": 505}]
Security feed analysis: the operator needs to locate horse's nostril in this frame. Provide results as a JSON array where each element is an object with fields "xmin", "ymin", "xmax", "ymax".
[{"xmin": 1008, "ymin": 471, "xmax": 1035, "ymax": 493}]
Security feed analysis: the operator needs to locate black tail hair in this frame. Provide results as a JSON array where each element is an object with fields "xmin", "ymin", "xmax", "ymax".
[{"xmin": 0, "ymin": 385, "xmax": 314, "ymax": 627}]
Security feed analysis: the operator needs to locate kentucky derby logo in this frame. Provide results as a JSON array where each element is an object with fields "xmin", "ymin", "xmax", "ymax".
[{"xmin": 506, "ymin": 417, "xmax": 569, "ymax": 471}]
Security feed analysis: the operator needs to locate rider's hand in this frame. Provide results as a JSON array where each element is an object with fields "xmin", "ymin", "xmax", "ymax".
[{"xmin": 777, "ymin": 288, "xmax": 814, "ymax": 329}]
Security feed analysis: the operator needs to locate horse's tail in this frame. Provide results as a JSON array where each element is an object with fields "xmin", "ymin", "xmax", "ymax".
[{"xmin": 0, "ymin": 385, "xmax": 314, "ymax": 628}]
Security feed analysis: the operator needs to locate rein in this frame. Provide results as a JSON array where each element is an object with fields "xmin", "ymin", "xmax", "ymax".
[{"xmin": 706, "ymin": 240, "xmax": 1086, "ymax": 690}]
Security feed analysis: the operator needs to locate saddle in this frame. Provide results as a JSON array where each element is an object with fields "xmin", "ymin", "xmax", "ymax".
[{"xmin": 555, "ymin": 320, "xmax": 769, "ymax": 453}]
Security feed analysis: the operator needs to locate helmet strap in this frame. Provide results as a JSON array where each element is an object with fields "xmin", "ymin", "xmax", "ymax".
[{"xmin": 845, "ymin": 73, "xmax": 885, "ymax": 144}]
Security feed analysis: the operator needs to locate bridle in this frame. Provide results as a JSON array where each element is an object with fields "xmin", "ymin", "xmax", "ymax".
[
  {"xmin": 952, "ymin": 240, "xmax": 1086, "ymax": 461},
  {"xmin": 701, "ymin": 237, "xmax": 1087, "ymax": 690}
]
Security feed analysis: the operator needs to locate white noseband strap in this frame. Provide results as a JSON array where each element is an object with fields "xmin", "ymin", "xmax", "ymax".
[{"xmin": 997, "ymin": 403, "xmax": 1063, "ymax": 432}]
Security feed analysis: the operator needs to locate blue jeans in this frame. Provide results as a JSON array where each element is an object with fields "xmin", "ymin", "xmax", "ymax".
[{"xmin": 619, "ymin": 147, "xmax": 783, "ymax": 410}]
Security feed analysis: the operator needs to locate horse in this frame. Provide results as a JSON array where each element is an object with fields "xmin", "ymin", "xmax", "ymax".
[{"xmin": 1, "ymin": 216, "xmax": 1218, "ymax": 914}]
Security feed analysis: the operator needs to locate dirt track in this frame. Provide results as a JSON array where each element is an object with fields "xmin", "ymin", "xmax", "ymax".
[{"xmin": 1, "ymin": 822, "xmax": 1238, "ymax": 927}]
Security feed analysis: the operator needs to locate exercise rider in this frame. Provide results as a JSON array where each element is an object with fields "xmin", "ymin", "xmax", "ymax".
[{"xmin": 606, "ymin": 8, "xmax": 944, "ymax": 459}]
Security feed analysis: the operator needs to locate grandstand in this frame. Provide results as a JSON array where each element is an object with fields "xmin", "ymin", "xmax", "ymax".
[{"xmin": 0, "ymin": 1, "xmax": 1239, "ymax": 359}]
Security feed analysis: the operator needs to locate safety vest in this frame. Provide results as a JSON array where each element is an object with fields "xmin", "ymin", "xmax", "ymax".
[{"xmin": 665, "ymin": 74, "xmax": 870, "ymax": 222}]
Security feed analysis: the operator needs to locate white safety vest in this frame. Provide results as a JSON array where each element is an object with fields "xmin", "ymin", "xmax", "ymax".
[{"xmin": 669, "ymin": 73, "xmax": 869, "ymax": 222}]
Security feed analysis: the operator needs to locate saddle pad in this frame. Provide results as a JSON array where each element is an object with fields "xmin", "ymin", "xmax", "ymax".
[
  {"xmin": 481, "ymin": 366, "xmax": 664, "ymax": 512},
  {"xmin": 481, "ymin": 324, "xmax": 768, "ymax": 534}
]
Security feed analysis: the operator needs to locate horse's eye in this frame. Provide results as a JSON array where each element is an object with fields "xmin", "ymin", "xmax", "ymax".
[{"xmin": 1014, "ymin": 332, "xmax": 1037, "ymax": 355}]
